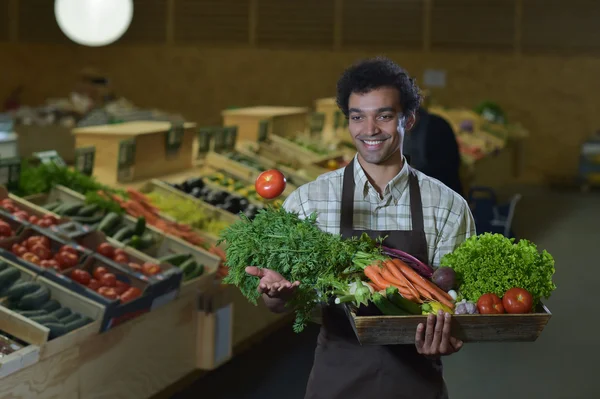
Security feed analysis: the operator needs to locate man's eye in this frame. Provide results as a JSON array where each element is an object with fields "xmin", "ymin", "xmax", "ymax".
[
  {"xmin": 379, "ymin": 114, "xmax": 393, "ymax": 120},
  {"xmin": 350, "ymin": 115, "xmax": 362, "ymax": 121}
]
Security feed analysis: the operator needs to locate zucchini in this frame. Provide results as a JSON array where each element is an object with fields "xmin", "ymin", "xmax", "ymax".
[
  {"xmin": 133, "ymin": 217, "xmax": 146, "ymax": 236},
  {"xmin": 5, "ymin": 281, "xmax": 42, "ymax": 301},
  {"xmin": 49, "ymin": 307, "xmax": 72, "ymax": 319},
  {"xmin": 60, "ymin": 313, "xmax": 82, "ymax": 324},
  {"xmin": 385, "ymin": 287, "xmax": 422, "ymax": 315},
  {"xmin": 62, "ymin": 204, "xmax": 84, "ymax": 216},
  {"xmin": 77, "ymin": 204, "xmax": 100, "ymax": 217},
  {"xmin": 16, "ymin": 309, "xmax": 48, "ymax": 317},
  {"xmin": 30, "ymin": 314, "xmax": 61, "ymax": 325},
  {"xmin": 70, "ymin": 214, "xmax": 106, "ymax": 225},
  {"xmin": 97, "ymin": 212, "xmax": 122, "ymax": 234},
  {"xmin": 0, "ymin": 261, "xmax": 7, "ymax": 272},
  {"xmin": 372, "ymin": 292, "xmax": 410, "ymax": 316},
  {"xmin": 18, "ymin": 286, "xmax": 51, "ymax": 310},
  {"xmin": 41, "ymin": 299, "xmax": 61, "ymax": 313},
  {"xmin": 179, "ymin": 259, "xmax": 198, "ymax": 278},
  {"xmin": 42, "ymin": 201, "xmax": 63, "ymax": 211},
  {"xmin": 64, "ymin": 316, "xmax": 92, "ymax": 333},
  {"xmin": 112, "ymin": 226, "xmax": 135, "ymax": 241},
  {"xmin": 42, "ymin": 322, "xmax": 68, "ymax": 339},
  {"xmin": 0, "ymin": 267, "xmax": 21, "ymax": 289},
  {"xmin": 157, "ymin": 253, "xmax": 192, "ymax": 266},
  {"xmin": 184, "ymin": 263, "xmax": 204, "ymax": 281},
  {"xmin": 137, "ymin": 232, "xmax": 154, "ymax": 249}
]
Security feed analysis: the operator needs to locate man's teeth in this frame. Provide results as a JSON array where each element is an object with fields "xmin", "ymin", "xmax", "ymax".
[{"xmin": 363, "ymin": 140, "xmax": 384, "ymax": 145}]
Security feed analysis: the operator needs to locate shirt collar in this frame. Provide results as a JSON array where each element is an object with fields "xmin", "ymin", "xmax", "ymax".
[{"xmin": 352, "ymin": 155, "xmax": 410, "ymax": 203}]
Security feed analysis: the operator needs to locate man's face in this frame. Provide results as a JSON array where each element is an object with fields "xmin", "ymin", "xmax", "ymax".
[{"xmin": 347, "ymin": 87, "xmax": 414, "ymax": 165}]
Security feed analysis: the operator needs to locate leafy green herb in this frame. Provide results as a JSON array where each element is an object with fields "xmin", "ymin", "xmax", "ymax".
[
  {"xmin": 218, "ymin": 207, "xmax": 382, "ymax": 333},
  {"xmin": 84, "ymin": 191, "xmax": 125, "ymax": 215},
  {"xmin": 440, "ymin": 233, "xmax": 556, "ymax": 306}
]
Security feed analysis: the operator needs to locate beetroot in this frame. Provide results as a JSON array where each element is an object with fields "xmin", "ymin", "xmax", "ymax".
[{"xmin": 431, "ymin": 267, "xmax": 456, "ymax": 292}]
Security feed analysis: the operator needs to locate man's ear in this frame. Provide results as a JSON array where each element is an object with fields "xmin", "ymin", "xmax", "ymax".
[{"xmin": 401, "ymin": 112, "xmax": 416, "ymax": 132}]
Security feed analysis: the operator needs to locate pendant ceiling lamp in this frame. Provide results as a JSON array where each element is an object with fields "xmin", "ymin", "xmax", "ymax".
[{"xmin": 54, "ymin": 0, "xmax": 134, "ymax": 47}]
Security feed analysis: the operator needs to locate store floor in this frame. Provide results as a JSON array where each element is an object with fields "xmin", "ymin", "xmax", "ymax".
[{"xmin": 174, "ymin": 186, "xmax": 600, "ymax": 399}]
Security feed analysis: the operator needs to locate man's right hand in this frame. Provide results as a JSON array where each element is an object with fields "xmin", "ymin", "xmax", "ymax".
[{"xmin": 245, "ymin": 266, "xmax": 300, "ymax": 313}]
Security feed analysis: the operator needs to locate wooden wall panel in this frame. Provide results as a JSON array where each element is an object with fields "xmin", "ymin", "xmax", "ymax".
[
  {"xmin": 118, "ymin": 0, "xmax": 168, "ymax": 44},
  {"xmin": 0, "ymin": 1, "xmax": 9, "ymax": 42},
  {"xmin": 256, "ymin": 0, "xmax": 335, "ymax": 48},
  {"xmin": 18, "ymin": 0, "xmax": 71, "ymax": 44},
  {"xmin": 431, "ymin": 0, "xmax": 515, "ymax": 51},
  {"xmin": 342, "ymin": 0, "xmax": 423, "ymax": 49},
  {"xmin": 174, "ymin": 0, "xmax": 250, "ymax": 45}
]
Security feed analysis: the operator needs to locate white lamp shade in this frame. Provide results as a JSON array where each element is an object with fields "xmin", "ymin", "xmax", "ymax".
[{"xmin": 55, "ymin": 0, "xmax": 134, "ymax": 47}]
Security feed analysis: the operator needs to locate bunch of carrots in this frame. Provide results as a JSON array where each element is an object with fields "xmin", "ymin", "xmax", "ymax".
[{"xmin": 364, "ymin": 258, "xmax": 455, "ymax": 310}]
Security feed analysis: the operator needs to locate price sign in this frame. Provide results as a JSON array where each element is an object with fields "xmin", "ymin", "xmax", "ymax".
[
  {"xmin": 213, "ymin": 127, "xmax": 227, "ymax": 153},
  {"xmin": 117, "ymin": 139, "xmax": 136, "ymax": 182},
  {"xmin": 224, "ymin": 126, "xmax": 238, "ymax": 150},
  {"xmin": 257, "ymin": 120, "xmax": 270, "ymax": 143},
  {"xmin": 74, "ymin": 146, "xmax": 96, "ymax": 176},
  {"xmin": 0, "ymin": 157, "xmax": 21, "ymax": 190},
  {"xmin": 308, "ymin": 112, "xmax": 326, "ymax": 136},
  {"xmin": 34, "ymin": 150, "xmax": 66, "ymax": 168},
  {"xmin": 165, "ymin": 123, "xmax": 184, "ymax": 156},
  {"xmin": 197, "ymin": 127, "xmax": 213, "ymax": 155}
]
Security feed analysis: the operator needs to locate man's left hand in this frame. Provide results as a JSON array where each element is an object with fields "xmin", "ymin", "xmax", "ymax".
[{"xmin": 415, "ymin": 310, "xmax": 463, "ymax": 357}]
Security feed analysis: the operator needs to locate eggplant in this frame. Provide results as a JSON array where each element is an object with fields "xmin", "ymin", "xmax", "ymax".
[
  {"xmin": 238, "ymin": 198, "xmax": 249, "ymax": 211},
  {"xmin": 199, "ymin": 187, "xmax": 212, "ymax": 198},
  {"xmin": 185, "ymin": 178, "xmax": 205, "ymax": 191},
  {"xmin": 190, "ymin": 187, "xmax": 203, "ymax": 198}
]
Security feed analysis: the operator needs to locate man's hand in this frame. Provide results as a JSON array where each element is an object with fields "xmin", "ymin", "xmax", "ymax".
[
  {"xmin": 245, "ymin": 266, "xmax": 300, "ymax": 313},
  {"xmin": 415, "ymin": 310, "xmax": 463, "ymax": 357}
]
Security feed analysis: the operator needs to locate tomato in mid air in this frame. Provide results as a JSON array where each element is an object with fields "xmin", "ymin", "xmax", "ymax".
[
  {"xmin": 502, "ymin": 287, "xmax": 533, "ymax": 314},
  {"xmin": 255, "ymin": 169, "xmax": 286, "ymax": 200},
  {"xmin": 476, "ymin": 293, "xmax": 505, "ymax": 314}
]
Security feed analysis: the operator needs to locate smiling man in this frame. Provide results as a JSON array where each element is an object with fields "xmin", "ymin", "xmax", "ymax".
[{"xmin": 246, "ymin": 57, "xmax": 476, "ymax": 398}]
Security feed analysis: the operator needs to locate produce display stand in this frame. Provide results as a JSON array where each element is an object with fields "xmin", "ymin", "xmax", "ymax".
[
  {"xmin": 314, "ymin": 97, "xmax": 348, "ymax": 144},
  {"xmin": 221, "ymin": 106, "xmax": 309, "ymax": 143}
]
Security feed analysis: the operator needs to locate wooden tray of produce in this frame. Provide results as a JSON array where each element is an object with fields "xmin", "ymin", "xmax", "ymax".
[{"xmin": 344, "ymin": 303, "xmax": 552, "ymax": 345}]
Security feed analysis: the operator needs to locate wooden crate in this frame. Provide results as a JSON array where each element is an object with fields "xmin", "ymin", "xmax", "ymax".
[
  {"xmin": 221, "ymin": 106, "xmax": 309, "ymax": 142},
  {"xmin": 196, "ymin": 284, "xmax": 234, "ymax": 370},
  {"xmin": 346, "ymin": 303, "xmax": 552, "ymax": 345},
  {"xmin": 0, "ymin": 306, "xmax": 42, "ymax": 379},
  {"xmin": 72, "ymin": 121, "xmax": 197, "ymax": 185}
]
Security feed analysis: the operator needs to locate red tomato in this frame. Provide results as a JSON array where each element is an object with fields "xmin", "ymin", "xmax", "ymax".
[
  {"xmin": 0, "ymin": 223, "xmax": 13, "ymax": 237},
  {"xmin": 476, "ymin": 293, "xmax": 505, "ymax": 314},
  {"xmin": 70, "ymin": 269, "xmax": 91, "ymax": 286},
  {"xmin": 255, "ymin": 169, "xmax": 287, "ymax": 200},
  {"xmin": 13, "ymin": 211, "xmax": 29, "ymax": 220},
  {"xmin": 120, "ymin": 287, "xmax": 142, "ymax": 303},
  {"xmin": 502, "ymin": 287, "xmax": 533, "ymax": 314},
  {"xmin": 11, "ymin": 244, "xmax": 27, "ymax": 257},
  {"xmin": 142, "ymin": 263, "xmax": 161, "ymax": 276},
  {"xmin": 114, "ymin": 248, "xmax": 127, "ymax": 256},
  {"xmin": 113, "ymin": 253, "xmax": 129, "ymax": 263},
  {"xmin": 42, "ymin": 215, "xmax": 59, "ymax": 225},
  {"xmin": 28, "ymin": 215, "xmax": 40, "ymax": 224},
  {"xmin": 47, "ymin": 259, "xmax": 59, "ymax": 268},
  {"xmin": 55, "ymin": 251, "xmax": 79, "ymax": 270},
  {"xmin": 59, "ymin": 245, "xmax": 78, "ymax": 256},
  {"xmin": 100, "ymin": 273, "xmax": 117, "ymax": 287},
  {"xmin": 88, "ymin": 279, "xmax": 102, "ymax": 291},
  {"xmin": 96, "ymin": 243, "xmax": 115, "ymax": 259},
  {"xmin": 22, "ymin": 252, "xmax": 41, "ymax": 265},
  {"xmin": 36, "ymin": 219, "xmax": 53, "ymax": 228},
  {"xmin": 40, "ymin": 260, "xmax": 52, "ymax": 268},
  {"xmin": 30, "ymin": 244, "xmax": 52, "ymax": 261},
  {"xmin": 1, "ymin": 199, "xmax": 14, "ymax": 207},
  {"xmin": 2, "ymin": 204, "xmax": 17, "ymax": 213},
  {"xmin": 93, "ymin": 266, "xmax": 108, "ymax": 280},
  {"xmin": 98, "ymin": 287, "xmax": 118, "ymax": 300},
  {"xmin": 127, "ymin": 262, "xmax": 143, "ymax": 273},
  {"xmin": 114, "ymin": 280, "xmax": 130, "ymax": 295},
  {"xmin": 27, "ymin": 236, "xmax": 49, "ymax": 249}
]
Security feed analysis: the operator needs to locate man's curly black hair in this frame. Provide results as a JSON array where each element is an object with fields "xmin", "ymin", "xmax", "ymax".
[{"xmin": 336, "ymin": 56, "xmax": 422, "ymax": 118}]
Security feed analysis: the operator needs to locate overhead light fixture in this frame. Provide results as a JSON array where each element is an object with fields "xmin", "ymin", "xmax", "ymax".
[{"xmin": 54, "ymin": 0, "xmax": 134, "ymax": 47}]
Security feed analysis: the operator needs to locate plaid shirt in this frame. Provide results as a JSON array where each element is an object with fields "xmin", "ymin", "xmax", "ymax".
[{"xmin": 283, "ymin": 156, "xmax": 476, "ymax": 266}]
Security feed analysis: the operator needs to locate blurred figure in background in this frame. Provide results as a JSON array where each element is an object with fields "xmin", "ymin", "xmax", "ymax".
[{"xmin": 403, "ymin": 98, "xmax": 464, "ymax": 197}]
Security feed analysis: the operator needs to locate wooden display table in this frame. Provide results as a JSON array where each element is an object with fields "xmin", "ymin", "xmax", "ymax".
[
  {"xmin": 221, "ymin": 106, "xmax": 309, "ymax": 142},
  {"xmin": 315, "ymin": 97, "xmax": 345, "ymax": 143}
]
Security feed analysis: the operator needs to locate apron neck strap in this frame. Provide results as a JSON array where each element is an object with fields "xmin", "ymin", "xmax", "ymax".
[{"xmin": 340, "ymin": 159, "xmax": 425, "ymax": 235}]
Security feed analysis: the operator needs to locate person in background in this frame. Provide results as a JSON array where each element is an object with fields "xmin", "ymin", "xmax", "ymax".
[
  {"xmin": 403, "ymin": 101, "xmax": 464, "ymax": 197},
  {"xmin": 246, "ymin": 57, "xmax": 476, "ymax": 399}
]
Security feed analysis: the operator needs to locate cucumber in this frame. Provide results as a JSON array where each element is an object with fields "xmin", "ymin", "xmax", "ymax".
[
  {"xmin": 372, "ymin": 292, "xmax": 410, "ymax": 316},
  {"xmin": 62, "ymin": 204, "xmax": 84, "ymax": 216},
  {"xmin": 133, "ymin": 217, "xmax": 146, "ymax": 236},
  {"xmin": 5, "ymin": 281, "xmax": 42, "ymax": 301},
  {"xmin": 41, "ymin": 299, "xmax": 61, "ymax": 313},
  {"xmin": 42, "ymin": 201, "xmax": 63, "ymax": 211},
  {"xmin": 30, "ymin": 314, "xmax": 61, "ymax": 325},
  {"xmin": 184, "ymin": 263, "xmax": 204, "ymax": 281},
  {"xmin": 112, "ymin": 226, "xmax": 135, "ymax": 241},
  {"xmin": 137, "ymin": 232, "xmax": 154, "ymax": 249},
  {"xmin": 17, "ymin": 309, "xmax": 48, "ymax": 317},
  {"xmin": 157, "ymin": 253, "xmax": 192, "ymax": 266},
  {"xmin": 70, "ymin": 214, "xmax": 106, "ymax": 225},
  {"xmin": 49, "ymin": 307, "xmax": 72, "ymax": 319},
  {"xmin": 179, "ymin": 259, "xmax": 198, "ymax": 278},
  {"xmin": 97, "ymin": 212, "xmax": 122, "ymax": 234},
  {"xmin": 0, "ymin": 261, "xmax": 7, "ymax": 272},
  {"xmin": 0, "ymin": 267, "xmax": 21, "ymax": 289},
  {"xmin": 60, "ymin": 313, "xmax": 82, "ymax": 324},
  {"xmin": 385, "ymin": 287, "xmax": 422, "ymax": 315},
  {"xmin": 42, "ymin": 322, "xmax": 68, "ymax": 339},
  {"xmin": 18, "ymin": 286, "xmax": 51, "ymax": 310},
  {"xmin": 64, "ymin": 316, "xmax": 92, "ymax": 333},
  {"xmin": 77, "ymin": 204, "xmax": 100, "ymax": 217}
]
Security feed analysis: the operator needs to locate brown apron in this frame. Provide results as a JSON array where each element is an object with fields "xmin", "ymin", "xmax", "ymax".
[{"xmin": 304, "ymin": 161, "xmax": 448, "ymax": 399}]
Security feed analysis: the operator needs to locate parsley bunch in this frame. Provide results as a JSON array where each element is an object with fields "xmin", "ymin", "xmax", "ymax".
[
  {"xmin": 218, "ymin": 207, "xmax": 382, "ymax": 332},
  {"xmin": 440, "ymin": 233, "xmax": 556, "ymax": 306}
]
